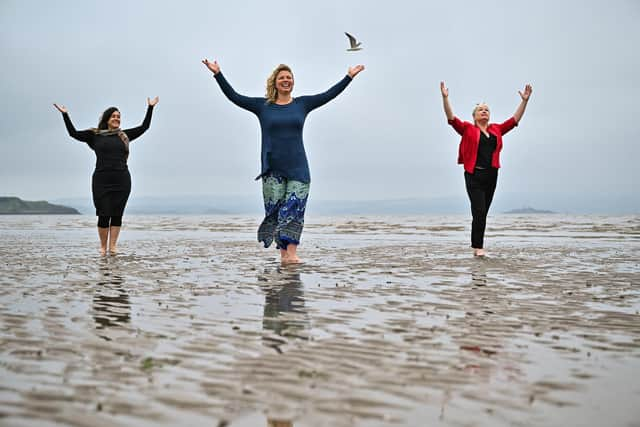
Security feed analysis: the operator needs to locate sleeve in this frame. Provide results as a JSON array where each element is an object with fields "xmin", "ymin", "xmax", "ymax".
[
  {"xmin": 447, "ymin": 116, "xmax": 470, "ymax": 136},
  {"xmin": 497, "ymin": 116, "xmax": 518, "ymax": 136},
  {"xmin": 62, "ymin": 113, "xmax": 94, "ymax": 143},
  {"xmin": 299, "ymin": 75, "xmax": 352, "ymax": 113},
  {"xmin": 124, "ymin": 105, "xmax": 153, "ymax": 142},
  {"xmin": 214, "ymin": 72, "xmax": 263, "ymax": 114}
]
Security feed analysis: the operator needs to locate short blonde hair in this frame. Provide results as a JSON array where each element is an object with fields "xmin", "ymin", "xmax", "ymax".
[
  {"xmin": 265, "ymin": 64, "xmax": 293, "ymax": 104},
  {"xmin": 472, "ymin": 103, "xmax": 490, "ymax": 124}
]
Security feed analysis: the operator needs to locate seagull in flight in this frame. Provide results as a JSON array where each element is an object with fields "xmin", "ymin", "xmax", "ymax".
[{"xmin": 345, "ymin": 32, "xmax": 363, "ymax": 51}]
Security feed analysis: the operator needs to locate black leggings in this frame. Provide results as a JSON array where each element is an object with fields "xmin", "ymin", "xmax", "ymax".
[
  {"xmin": 97, "ymin": 216, "xmax": 122, "ymax": 228},
  {"xmin": 464, "ymin": 168, "xmax": 498, "ymax": 249}
]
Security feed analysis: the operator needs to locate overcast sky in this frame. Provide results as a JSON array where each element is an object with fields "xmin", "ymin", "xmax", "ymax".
[{"xmin": 1, "ymin": 0, "xmax": 639, "ymax": 206}]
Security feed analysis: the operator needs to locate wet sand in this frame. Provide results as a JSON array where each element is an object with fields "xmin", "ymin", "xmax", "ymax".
[{"xmin": 1, "ymin": 214, "xmax": 639, "ymax": 427}]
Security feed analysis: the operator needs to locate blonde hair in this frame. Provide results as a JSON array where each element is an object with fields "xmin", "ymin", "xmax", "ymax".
[
  {"xmin": 265, "ymin": 64, "xmax": 293, "ymax": 104},
  {"xmin": 472, "ymin": 103, "xmax": 490, "ymax": 124}
]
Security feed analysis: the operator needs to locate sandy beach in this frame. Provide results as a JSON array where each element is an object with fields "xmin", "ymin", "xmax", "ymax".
[{"xmin": 0, "ymin": 214, "xmax": 639, "ymax": 427}]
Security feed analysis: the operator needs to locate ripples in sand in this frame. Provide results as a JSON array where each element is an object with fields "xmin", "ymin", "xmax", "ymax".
[{"xmin": 0, "ymin": 214, "xmax": 638, "ymax": 426}]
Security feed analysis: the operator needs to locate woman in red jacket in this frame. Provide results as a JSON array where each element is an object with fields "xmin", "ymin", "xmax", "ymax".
[{"xmin": 441, "ymin": 81, "xmax": 532, "ymax": 257}]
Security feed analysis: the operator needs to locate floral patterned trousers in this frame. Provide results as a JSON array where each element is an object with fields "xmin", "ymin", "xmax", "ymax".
[{"xmin": 258, "ymin": 174, "xmax": 310, "ymax": 249}]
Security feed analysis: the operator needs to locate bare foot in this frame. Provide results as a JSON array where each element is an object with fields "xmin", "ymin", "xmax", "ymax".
[
  {"xmin": 109, "ymin": 246, "xmax": 117, "ymax": 255},
  {"xmin": 474, "ymin": 248, "xmax": 486, "ymax": 257},
  {"xmin": 282, "ymin": 255, "xmax": 302, "ymax": 264},
  {"xmin": 99, "ymin": 247, "xmax": 107, "ymax": 256},
  {"xmin": 284, "ymin": 243, "xmax": 301, "ymax": 264}
]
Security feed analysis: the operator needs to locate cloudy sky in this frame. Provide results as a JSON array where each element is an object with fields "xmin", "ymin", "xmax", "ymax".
[{"xmin": 1, "ymin": 0, "xmax": 639, "ymax": 209}]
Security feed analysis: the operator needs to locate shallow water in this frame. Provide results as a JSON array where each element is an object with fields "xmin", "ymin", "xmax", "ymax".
[{"xmin": 1, "ymin": 214, "xmax": 639, "ymax": 426}]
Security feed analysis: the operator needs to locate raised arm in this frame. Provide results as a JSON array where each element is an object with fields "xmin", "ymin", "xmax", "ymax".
[
  {"xmin": 440, "ymin": 82, "xmax": 454, "ymax": 121},
  {"xmin": 513, "ymin": 84, "xmax": 532, "ymax": 123},
  {"xmin": 202, "ymin": 59, "xmax": 262, "ymax": 114},
  {"xmin": 441, "ymin": 82, "xmax": 468, "ymax": 135},
  {"xmin": 300, "ymin": 65, "xmax": 364, "ymax": 113},
  {"xmin": 54, "ymin": 103, "xmax": 94, "ymax": 143},
  {"xmin": 124, "ymin": 97, "xmax": 158, "ymax": 142}
]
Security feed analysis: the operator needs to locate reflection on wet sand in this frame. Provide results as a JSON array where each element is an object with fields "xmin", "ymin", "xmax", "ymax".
[
  {"xmin": 0, "ymin": 214, "xmax": 638, "ymax": 427},
  {"xmin": 449, "ymin": 263, "xmax": 528, "ymax": 405},
  {"xmin": 93, "ymin": 266, "xmax": 130, "ymax": 337},
  {"xmin": 471, "ymin": 264, "xmax": 488, "ymax": 287},
  {"xmin": 267, "ymin": 419, "xmax": 293, "ymax": 427},
  {"xmin": 261, "ymin": 267, "xmax": 308, "ymax": 343}
]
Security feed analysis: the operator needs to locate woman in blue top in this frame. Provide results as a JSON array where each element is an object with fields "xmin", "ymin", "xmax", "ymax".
[{"xmin": 202, "ymin": 59, "xmax": 364, "ymax": 263}]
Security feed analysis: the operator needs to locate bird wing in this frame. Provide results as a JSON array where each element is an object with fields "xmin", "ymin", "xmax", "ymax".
[{"xmin": 345, "ymin": 32, "xmax": 358, "ymax": 48}]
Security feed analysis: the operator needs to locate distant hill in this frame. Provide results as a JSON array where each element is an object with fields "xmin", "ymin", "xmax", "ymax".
[
  {"xmin": 504, "ymin": 206, "xmax": 556, "ymax": 214},
  {"xmin": 0, "ymin": 197, "xmax": 80, "ymax": 214}
]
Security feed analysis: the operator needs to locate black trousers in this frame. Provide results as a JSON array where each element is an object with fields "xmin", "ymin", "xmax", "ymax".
[
  {"xmin": 464, "ymin": 168, "xmax": 498, "ymax": 249},
  {"xmin": 97, "ymin": 216, "xmax": 122, "ymax": 228}
]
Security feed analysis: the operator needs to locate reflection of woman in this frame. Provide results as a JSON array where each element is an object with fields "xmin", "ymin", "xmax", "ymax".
[
  {"xmin": 202, "ymin": 59, "xmax": 364, "ymax": 263},
  {"xmin": 441, "ymin": 82, "xmax": 532, "ymax": 256},
  {"xmin": 262, "ymin": 271, "xmax": 306, "ymax": 337},
  {"xmin": 54, "ymin": 98, "xmax": 158, "ymax": 255},
  {"xmin": 94, "ymin": 275, "xmax": 130, "ymax": 331}
]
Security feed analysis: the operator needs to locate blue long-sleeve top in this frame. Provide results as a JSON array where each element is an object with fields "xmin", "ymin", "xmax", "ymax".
[{"xmin": 213, "ymin": 72, "xmax": 352, "ymax": 183}]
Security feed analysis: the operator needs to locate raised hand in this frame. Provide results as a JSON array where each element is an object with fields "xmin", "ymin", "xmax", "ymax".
[
  {"xmin": 514, "ymin": 84, "xmax": 532, "ymax": 123},
  {"xmin": 518, "ymin": 84, "xmax": 532, "ymax": 101},
  {"xmin": 440, "ymin": 81, "xmax": 449, "ymax": 98},
  {"xmin": 440, "ymin": 82, "xmax": 454, "ymax": 120},
  {"xmin": 53, "ymin": 103, "xmax": 68, "ymax": 114},
  {"xmin": 202, "ymin": 58, "xmax": 220, "ymax": 75},
  {"xmin": 147, "ymin": 96, "xmax": 159, "ymax": 106},
  {"xmin": 348, "ymin": 64, "xmax": 365, "ymax": 78}
]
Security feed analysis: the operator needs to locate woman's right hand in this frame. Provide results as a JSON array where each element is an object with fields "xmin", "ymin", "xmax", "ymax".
[
  {"xmin": 440, "ymin": 81, "xmax": 449, "ymax": 98},
  {"xmin": 202, "ymin": 59, "xmax": 220, "ymax": 75},
  {"xmin": 53, "ymin": 103, "xmax": 68, "ymax": 113}
]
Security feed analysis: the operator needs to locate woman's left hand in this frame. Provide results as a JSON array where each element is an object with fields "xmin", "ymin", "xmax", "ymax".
[
  {"xmin": 348, "ymin": 65, "xmax": 365, "ymax": 78},
  {"xmin": 147, "ymin": 96, "xmax": 159, "ymax": 106},
  {"xmin": 519, "ymin": 84, "xmax": 532, "ymax": 101}
]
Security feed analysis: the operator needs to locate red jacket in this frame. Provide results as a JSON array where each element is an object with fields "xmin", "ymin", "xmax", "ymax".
[{"xmin": 448, "ymin": 116, "xmax": 518, "ymax": 173}]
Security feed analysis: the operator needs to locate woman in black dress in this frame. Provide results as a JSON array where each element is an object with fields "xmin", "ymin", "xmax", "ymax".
[{"xmin": 54, "ymin": 98, "xmax": 158, "ymax": 255}]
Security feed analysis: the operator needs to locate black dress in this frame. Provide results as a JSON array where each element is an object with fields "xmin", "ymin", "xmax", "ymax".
[{"xmin": 62, "ymin": 106, "xmax": 153, "ymax": 216}]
